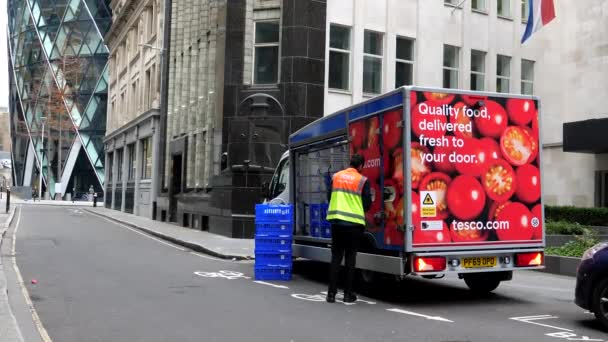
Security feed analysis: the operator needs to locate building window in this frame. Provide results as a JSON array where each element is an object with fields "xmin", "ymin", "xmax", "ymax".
[
  {"xmin": 127, "ymin": 144, "xmax": 136, "ymax": 181},
  {"xmin": 470, "ymin": 50, "xmax": 486, "ymax": 91},
  {"xmin": 521, "ymin": 0, "xmax": 529, "ymax": 22},
  {"xmin": 147, "ymin": 5, "xmax": 155, "ymax": 39},
  {"xmin": 144, "ymin": 68, "xmax": 151, "ymax": 109},
  {"xmin": 497, "ymin": 54, "xmax": 511, "ymax": 93},
  {"xmin": 328, "ymin": 24, "xmax": 351, "ymax": 91},
  {"xmin": 497, "ymin": 0, "xmax": 511, "ymax": 18},
  {"xmin": 443, "ymin": 44, "xmax": 459, "ymax": 89},
  {"xmin": 395, "ymin": 37, "xmax": 414, "ymax": 88},
  {"xmin": 472, "ymin": 0, "xmax": 486, "ymax": 12},
  {"xmin": 253, "ymin": 20, "xmax": 280, "ymax": 85},
  {"xmin": 521, "ymin": 59, "xmax": 534, "ymax": 95},
  {"xmin": 363, "ymin": 30, "xmax": 383, "ymax": 94},
  {"xmin": 444, "ymin": 0, "xmax": 458, "ymax": 5},
  {"xmin": 142, "ymin": 137, "xmax": 152, "ymax": 179},
  {"xmin": 116, "ymin": 148, "xmax": 123, "ymax": 182}
]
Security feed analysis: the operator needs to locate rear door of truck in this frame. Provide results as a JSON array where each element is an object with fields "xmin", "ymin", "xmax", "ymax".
[{"xmin": 405, "ymin": 87, "xmax": 544, "ymax": 273}]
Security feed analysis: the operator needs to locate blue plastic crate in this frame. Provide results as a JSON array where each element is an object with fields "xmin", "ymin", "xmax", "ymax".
[
  {"xmin": 255, "ymin": 204, "xmax": 293, "ymax": 223},
  {"xmin": 310, "ymin": 224, "xmax": 322, "ymax": 238},
  {"xmin": 255, "ymin": 222, "xmax": 292, "ymax": 235},
  {"xmin": 321, "ymin": 224, "xmax": 332, "ymax": 239},
  {"xmin": 254, "ymin": 234, "xmax": 292, "ymax": 250},
  {"xmin": 310, "ymin": 203, "xmax": 329, "ymax": 223},
  {"xmin": 255, "ymin": 250, "xmax": 292, "ymax": 265},
  {"xmin": 254, "ymin": 265, "xmax": 292, "ymax": 281}
]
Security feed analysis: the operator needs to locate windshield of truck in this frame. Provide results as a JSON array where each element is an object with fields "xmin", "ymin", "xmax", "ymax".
[{"xmin": 270, "ymin": 158, "xmax": 289, "ymax": 199}]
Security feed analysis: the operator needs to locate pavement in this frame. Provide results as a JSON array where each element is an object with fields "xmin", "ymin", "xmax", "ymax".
[
  {"xmin": 0, "ymin": 197, "xmax": 23, "ymax": 342},
  {"xmin": 85, "ymin": 207, "xmax": 254, "ymax": 260},
  {"xmin": 10, "ymin": 205, "xmax": 607, "ymax": 342}
]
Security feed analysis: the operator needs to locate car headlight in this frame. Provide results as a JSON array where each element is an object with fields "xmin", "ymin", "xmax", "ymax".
[{"xmin": 582, "ymin": 242, "xmax": 608, "ymax": 261}]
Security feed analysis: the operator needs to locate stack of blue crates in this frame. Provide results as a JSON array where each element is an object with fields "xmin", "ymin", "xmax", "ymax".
[
  {"xmin": 254, "ymin": 204, "xmax": 293, "ymax": 281},
  {"xmin": 310, "ymin": 203, "xmax": 331, "ymax": 239}
]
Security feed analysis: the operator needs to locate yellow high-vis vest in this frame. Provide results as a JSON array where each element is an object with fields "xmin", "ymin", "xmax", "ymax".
[{"xmin": 326, "ymin": 168, "xmax": 367, "ymax": 225}]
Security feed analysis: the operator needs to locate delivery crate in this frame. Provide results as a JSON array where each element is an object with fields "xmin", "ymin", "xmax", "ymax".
[
  {"xmin": 255, "ymin": 204, "xmax": 293, "ymax": 223},
  {"xmin": 254, "ymin": 265, "xmax": 292, "ymax": 281},
  {"xmin": 309, "ymin": 203, "xmax": 328, "ymax": 223},
  {"xmin": 310, "ymin": 223, "xmax": 322, "ymax": 238},
  {"xmin": 320, "ymin": 223, "xmax": 332, "ymax": 239},
  {"xmin": 254, "ymin": 234, "xmax": 292, "ymax": 251},
  {"xmin": 255, "ymin": 222, "xmax": 292, "ymax": 235},
  {"xmin": 255, "ymin": 250, "xmax": 292, "ymax": 265}
]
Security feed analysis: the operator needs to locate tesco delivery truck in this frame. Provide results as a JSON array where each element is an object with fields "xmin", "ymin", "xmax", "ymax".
[{"xmin": 263, "ymin": 86, "xmax": 545, "ymax": 293}]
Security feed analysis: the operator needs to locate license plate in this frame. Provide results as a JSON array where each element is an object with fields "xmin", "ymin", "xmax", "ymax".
[{"xmin": 462, "ymin": 256, "xmax": 497, "ymax": 268}]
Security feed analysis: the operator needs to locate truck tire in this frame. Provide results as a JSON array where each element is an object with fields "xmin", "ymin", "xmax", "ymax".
[
  {"xmin": 591, "ymin": 277, "xmax": 608, "ymax": 331},
  {"xmin": 463, "ymin": 274, "xmax": 501, "ymax": 294}
]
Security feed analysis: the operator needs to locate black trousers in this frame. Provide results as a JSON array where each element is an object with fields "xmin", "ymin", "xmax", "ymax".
[{"xmin": 328, "ymin": 223, "xmax": 364, "ymax": 295}]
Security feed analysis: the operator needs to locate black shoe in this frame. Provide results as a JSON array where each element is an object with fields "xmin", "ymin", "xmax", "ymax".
[
  {"xmin": 343, "ymin": 293, "xmax": 357, "ymax": 303},
  {"xmin": 326, "ymin": 292, "xmax": 336, "ymax": 303}
]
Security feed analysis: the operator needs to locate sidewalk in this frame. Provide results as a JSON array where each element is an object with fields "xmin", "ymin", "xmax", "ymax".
[
  {"xmin": 85, "ymin": 207, "xmax": 254, "ymax": 260},
  {"xmin": 0, "ymin": 197, "xmax": 24, "ymax": 342}
]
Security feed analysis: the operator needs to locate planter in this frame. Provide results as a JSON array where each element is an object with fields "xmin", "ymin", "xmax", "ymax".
[{"xmin": 538, "ymin": 255, "xmax": 581, "ymax": 277}]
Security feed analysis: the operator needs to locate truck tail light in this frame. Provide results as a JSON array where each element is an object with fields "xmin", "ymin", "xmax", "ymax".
[
  {"xmin": 414, "ymin": 256, "xmax": 446, "ymax": 272},
  {"xmin": 515, "ymin": 252, "xmax": 544, "ymax": 267}
]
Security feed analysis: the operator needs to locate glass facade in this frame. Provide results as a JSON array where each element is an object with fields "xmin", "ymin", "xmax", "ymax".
[{"xmin": 8, "ymin": 0, "xmax": 111, "ymax": 198}]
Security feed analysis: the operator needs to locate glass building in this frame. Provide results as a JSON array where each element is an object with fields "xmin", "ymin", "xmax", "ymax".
[{"xmin": 8, "ymin": 0, "xmax": 111, "ymax": 199}]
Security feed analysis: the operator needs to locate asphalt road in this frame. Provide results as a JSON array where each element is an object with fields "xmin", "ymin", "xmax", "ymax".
[{"xmin": 10, "ymin": 205, "xmax": 608, "ymax": 342}]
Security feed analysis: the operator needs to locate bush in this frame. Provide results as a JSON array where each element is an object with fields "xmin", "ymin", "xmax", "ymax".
[
  {"xmin": 545, "ymin": 206, "xmax": 608, "ymax": 227},
  {"xmin": 545, "ymin": 221, "xmax": 588, "ymax": 235},
  {"xmin": 545, "ymin": 230, "xmax": 599, "ymax": 258}
]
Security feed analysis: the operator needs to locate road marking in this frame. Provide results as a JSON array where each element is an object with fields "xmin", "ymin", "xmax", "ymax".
[
  {"xmin": 253, "ymin": 281, "xmax": 289, "ymax": 289},
  {"xmin": 386, "ymin": 308, "xmax": 454, "ymax": 323},
  {"xmin": 87, "ymin": 211, "xmax": 186, "ymax": 251},
  {"xmin": 510, "ymin": 314, "xmax": 573, "ymax": 332},
  {"xmin": 291, "ymin": 293, "xmax": 326, "ymax": 302},
  {"xmin": 194, "ymin": 270, "xmax": 251, "ymax": 280},
  {"xmin": 320, "ymin": 291, "xmax": 377, "ymax": 305},
  {"xmin": 12, "ymin": 207, "xmax": 53, "ymax": 342}
]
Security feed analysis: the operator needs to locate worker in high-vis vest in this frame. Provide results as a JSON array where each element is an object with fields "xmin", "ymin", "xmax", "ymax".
[{"xmin": 325, "ymin": 154, "xmax": 372, "ymax": 303}]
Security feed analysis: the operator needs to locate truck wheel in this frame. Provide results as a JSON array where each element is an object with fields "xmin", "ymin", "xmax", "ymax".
[
  {"xmin": 463, "ymin": 274, "xmax": 501, "ymax": 294},
  {"xmin": 591, "ymin": 277, "xmax": 608, "ymax": 331}
]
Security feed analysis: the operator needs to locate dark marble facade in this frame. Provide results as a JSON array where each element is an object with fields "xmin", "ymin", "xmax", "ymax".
[{"xmin": 163, "ymin": 0, "xmax": 327, "ymax": 238}]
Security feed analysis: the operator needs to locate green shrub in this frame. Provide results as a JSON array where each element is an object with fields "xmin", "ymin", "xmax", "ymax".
[
  {"xmin": 545, "ymin": 221, "xmax": 588, "ymax": 235},
  {"xmin": 545, "ymin": 206, "xmax": 608, "ymax": 226},
  {"xmin": 545, "ymin": 230, "xmax": 599, "ymax": 258}
]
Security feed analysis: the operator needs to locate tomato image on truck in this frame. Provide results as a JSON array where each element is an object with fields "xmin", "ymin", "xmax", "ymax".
[{"xmin": 264, "ymin": 86, "xmax": 544, "ymax": 293}]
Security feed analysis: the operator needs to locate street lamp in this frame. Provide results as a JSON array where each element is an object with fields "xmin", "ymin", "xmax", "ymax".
[{"xmin": 39, "ymin": 116, "xmax": 47, "ymax": 201}]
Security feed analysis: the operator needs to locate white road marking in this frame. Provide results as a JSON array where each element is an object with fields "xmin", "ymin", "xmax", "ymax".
[
  {"xmin": 253, "ymin": 281, "xmax": 289, "ymax": 289},
  {"xmin": 12, "ymin": 207, "xmax": 53, "ymax": 342},
  {"xmin": 386, "ymin": 308, "xmax": 454, "ymax": 323},
  {"xmin": 194, "ymin": 270, "xmax": 251, "ymax": 280},
  {"xmin": 291, "ymin": 293, "xmax": 326, "ymax": 302},
  {"xmin": 510, "ymin": 314, "xmax": 573, "ymax": 332},
  {"xmin": 87, "ymin": 211, "xmax": 186, "ymax": 251},
  {"xmin": 320, "ymin": 291, "xmax": 377, "ymax": 305}
]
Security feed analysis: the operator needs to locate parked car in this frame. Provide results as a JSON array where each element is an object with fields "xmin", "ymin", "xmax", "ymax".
[{"xmin": 575, "ymin": 241, "xmax": 608, "ymax": 330}]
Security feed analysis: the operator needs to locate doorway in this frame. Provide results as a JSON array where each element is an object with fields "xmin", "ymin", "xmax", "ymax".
[{"xmin": 169, "ymin": 154, "xmax": 183, "ymax": 222}]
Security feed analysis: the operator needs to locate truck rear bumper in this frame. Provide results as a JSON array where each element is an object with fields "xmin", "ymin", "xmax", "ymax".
[{"xmin": 293, "ymin": 243, "xmax": 544, "ymax": 277}]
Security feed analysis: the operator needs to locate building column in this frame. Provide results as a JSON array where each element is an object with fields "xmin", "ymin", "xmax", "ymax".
[
  {"xmin": 150, "ymin": 118, "xmax": 160, "ymax": 219},
  {"xmin": 134, "ymin": 128, "xmax": 142, "ymax": 216},
  {"xmin": 121, "ymin": 136, "xmax": 128, "ymax": 212},
  {"xmin": 111, "ymin": 143, "xmax": 118, "ymax": 210}
]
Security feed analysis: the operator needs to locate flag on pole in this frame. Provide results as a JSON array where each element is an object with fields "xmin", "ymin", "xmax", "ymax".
[{"xmin": 521, "ymin": 0, "xmax": 556, "ymax": 44}]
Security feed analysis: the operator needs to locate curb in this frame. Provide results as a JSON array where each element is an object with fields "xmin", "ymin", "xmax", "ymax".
[
  {"xmin": 84, "ymin": 209, "xmax": 252, "ymax": 261},
  {"xmin": 0, "ymin": 206, "xmax": 17, "ymax": 236},
  {"xmin": 536, "ymin": 255, "xmax": 580, "ymax": 277}
]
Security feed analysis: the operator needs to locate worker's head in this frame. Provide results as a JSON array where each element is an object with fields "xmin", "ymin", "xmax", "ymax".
[{"xmin": 350, "ymin": 154, "xmax": 365, "ymax": 172}]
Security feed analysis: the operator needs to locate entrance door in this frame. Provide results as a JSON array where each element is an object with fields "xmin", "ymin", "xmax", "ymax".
[{"xmin": 169, "ymin": 154, "xmax": 183, "ymax": 222}]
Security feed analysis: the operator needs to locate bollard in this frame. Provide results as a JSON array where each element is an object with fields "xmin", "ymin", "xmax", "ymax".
[
  {"xmin": 93, "ymin": 193, "xmax": 97, "ymax": 207},
  {"xmin": 6, "ymin": 189, "xmax": 10, "ymax": 213}
]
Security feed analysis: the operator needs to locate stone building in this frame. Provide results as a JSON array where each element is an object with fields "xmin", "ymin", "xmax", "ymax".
[
  {"xmin": 153, "ymin": 0, "xmax": 326, "ymax": 237},
  {"xmin": 103, "ymin": 0, "xmax": 165, "ymax": 217},
  {"xmin": 0, "ymin": 108, "xmax": 10, "ymax": 153}
]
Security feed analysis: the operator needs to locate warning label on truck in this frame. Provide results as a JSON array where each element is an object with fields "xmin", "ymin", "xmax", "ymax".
[{"xmin": 420, "ymin": 191, "xmax": 437, "ymax": 218}]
